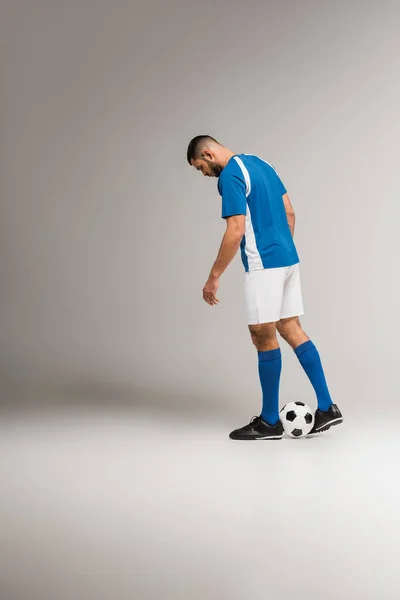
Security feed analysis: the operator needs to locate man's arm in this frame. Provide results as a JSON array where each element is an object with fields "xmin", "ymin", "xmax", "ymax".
[
  {"xmin": 210, "ymin": 215, "xmax": 245, "ymax": 278},
  {"xmin": 283, "ymin": 193, "xmax": 295, "ymax": 237},
  {"xmin": 202, "ymin": 215, "xmax": 245, "ymax": 306}
]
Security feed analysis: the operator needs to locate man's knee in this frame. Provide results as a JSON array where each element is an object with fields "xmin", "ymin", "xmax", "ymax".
[
  {"xmin": 276, "ymin": 316, "xmax": 308, "ymax": 348},
  {"xmin": 277, "ymin": 316, "xmax": 301, "ymax": 336},
  {"xmin": 248, "ymin": 322, "xmax": 278, "ymax": 351}
]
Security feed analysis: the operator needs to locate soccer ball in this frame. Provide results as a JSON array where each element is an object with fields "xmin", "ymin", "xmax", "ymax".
[{"xmin": 280, "ymin": 402, "xmax": 314, "ymax": 438}]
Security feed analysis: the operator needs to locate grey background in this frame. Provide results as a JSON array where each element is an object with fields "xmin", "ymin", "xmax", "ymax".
[
  {"xmin": 1, "ymin": 0, "xmax": 399, "ymax": 411},
  {"xmin": 1, "ymin": 3, "xmax": 400, "ymax": 600}
]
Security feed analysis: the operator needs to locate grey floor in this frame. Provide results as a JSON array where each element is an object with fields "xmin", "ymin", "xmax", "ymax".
[{"xmin": 0, "ymin": 393, "xmax": 398, "ymax": 600}]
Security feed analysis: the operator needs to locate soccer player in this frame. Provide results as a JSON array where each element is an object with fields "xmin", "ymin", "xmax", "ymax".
[{"xmin": 187, "ymin": 135, "xmax": 343, "ymax": 440}]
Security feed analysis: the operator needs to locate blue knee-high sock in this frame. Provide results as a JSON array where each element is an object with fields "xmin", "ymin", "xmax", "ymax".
[
  {"xmin": 295, "ymin": 341, "xmax": 333, "ymax": 412},
  {"xmin": 258, "ymin": 348, "xmax": 282, "ymax": 426}
]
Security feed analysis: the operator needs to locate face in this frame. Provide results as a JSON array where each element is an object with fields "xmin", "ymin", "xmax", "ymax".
[{"xmin": 191, "ymin": 153, "xmax": 223, "ymax": 178}]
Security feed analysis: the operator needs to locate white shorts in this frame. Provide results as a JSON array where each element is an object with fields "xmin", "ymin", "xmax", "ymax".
[{"xmin": 244, "ymin": 263, "xmax": 304, "ymax": 325}]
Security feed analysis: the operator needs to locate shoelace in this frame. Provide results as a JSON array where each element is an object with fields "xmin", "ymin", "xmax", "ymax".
[{"xmin": 250, "ymin": 415, "xmax": 262, "ymax": 425}]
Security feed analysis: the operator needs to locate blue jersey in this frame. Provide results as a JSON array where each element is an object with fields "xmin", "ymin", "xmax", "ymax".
[{"xmin": 217, "ymin": 154, "xmax": 299, "ymax": 272}]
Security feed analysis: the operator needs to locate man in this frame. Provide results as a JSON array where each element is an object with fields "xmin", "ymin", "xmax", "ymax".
[{"xmin": 187, "ymin": 135, "xmax": 343, "ymax": 440}]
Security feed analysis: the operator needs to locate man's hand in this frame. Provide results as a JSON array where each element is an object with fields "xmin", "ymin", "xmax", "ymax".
[
  {"xmin": 202, "ymin": 214, "xmax": 244, "ymax": 307},
  {"xmin": 203, "ymin": 275, "xmax": 220, "ymax": 306}
]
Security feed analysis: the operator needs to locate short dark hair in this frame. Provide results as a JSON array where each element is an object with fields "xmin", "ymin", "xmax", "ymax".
[{"xmin": 187, "ymin": 135, "xmax": 220, "ymax": 165}]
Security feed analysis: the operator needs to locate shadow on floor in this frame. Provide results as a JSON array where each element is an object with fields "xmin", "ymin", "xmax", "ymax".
[{"xmin": 0, "ymin": 380, "xmax": 232, "ymax": 423}]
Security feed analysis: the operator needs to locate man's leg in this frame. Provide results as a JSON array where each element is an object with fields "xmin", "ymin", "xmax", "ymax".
[
  {"xmin": 229, "ymin": 321, "xmax": 284, "ymax": 440},
  {"xmin": 229, "ymin": 268, "xmax": 286, "ymax": 440},
  {"xmin": 276, "ymin": 317, "xmax": 343, "ymax": 432},
  {"xmin": 276, "ymin": 317, "xmax": 332, "ymax": 411},
  {"xmin": 248, "ymin": 323, "xmax": 282, "ymax": 426}
]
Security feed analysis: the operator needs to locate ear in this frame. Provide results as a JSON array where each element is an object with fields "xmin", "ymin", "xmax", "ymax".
[{"xmin": 202, "ymin": 149, "xmax": 213, "ymax": 161}]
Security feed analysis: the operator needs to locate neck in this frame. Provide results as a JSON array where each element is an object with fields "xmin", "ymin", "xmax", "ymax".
[{"xmin": 220, "ymin": 148, "xmax": 235, "ymax": 168}]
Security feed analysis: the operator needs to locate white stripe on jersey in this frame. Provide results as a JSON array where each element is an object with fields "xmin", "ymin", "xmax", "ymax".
[{"xmin": 233, "ymin": 156, "xmax": 263, "ymax": 271}]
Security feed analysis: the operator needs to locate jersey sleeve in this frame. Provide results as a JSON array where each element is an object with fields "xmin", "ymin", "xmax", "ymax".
[
  {"xmin": 277, "ymin": 174, "xmax": 287, "ymax": 195},
  {"xmin": 219, "ymin": 173, "xmax": 247, "ymax": 219}
]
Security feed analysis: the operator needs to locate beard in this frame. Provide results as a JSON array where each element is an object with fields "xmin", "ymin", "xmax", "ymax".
[{"xmin": 205, "ymin": 159, "xmax": 223, "ymax": 177}]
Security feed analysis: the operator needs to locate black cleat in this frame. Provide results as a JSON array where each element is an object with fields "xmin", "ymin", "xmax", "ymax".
[
  {"xmin": 309, "ymin": 404, "xmax": 343, "ymax": 434},
  {"xmin": 229, "ymin": 416, "xmax": 283, "ymax": 440}
]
